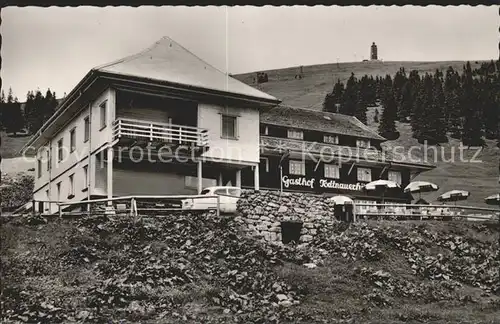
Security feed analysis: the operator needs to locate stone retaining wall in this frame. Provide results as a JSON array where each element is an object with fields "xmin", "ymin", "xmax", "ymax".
[{"xmin": 236, "ymin": 190, "xmax": 337, "ymax": 244}]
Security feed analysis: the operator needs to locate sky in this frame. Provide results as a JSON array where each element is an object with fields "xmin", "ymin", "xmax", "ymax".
[{"xmin": 1, "ymin": 5, "xmax": 498, "ymax": 100}]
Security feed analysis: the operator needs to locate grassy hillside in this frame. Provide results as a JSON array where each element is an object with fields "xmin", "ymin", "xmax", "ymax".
[
  {"xmin": 234, "ymin": 61, "xmax": 499, "ymax": 207},
  {"xmin": 365, "ymin": 106, "xmax": 500, "ymax": 207},
  {"xmin": 233, "ymin": 61, "xmax": 485, "ymax": 110}
]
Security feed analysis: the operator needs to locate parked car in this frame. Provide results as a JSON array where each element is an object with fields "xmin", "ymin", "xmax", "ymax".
[{"xmin": 181, "ymin": 186, "xmax": 242, "ymax": 214}]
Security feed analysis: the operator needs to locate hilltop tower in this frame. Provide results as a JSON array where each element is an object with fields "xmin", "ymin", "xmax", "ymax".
[{"xmin": 370, "ymin": 42, "xmax": 378, "ymax": 61}]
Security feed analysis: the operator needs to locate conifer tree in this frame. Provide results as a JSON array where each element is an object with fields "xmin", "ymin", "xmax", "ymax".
[
  {"xmin": 323, "ymin": 79, "xmax": 344, "ymax": 113},
  {"xmin": 444, "ymin": 67, "xmax": 462, "ymax": 139},
  {"xmin": 3, "ymin": 88, "xmax": 24, "ymax": 135},
  {"xmin": 378, "ymin": 77, "xmax": 399, "ymax": 140},
  {"xmin": 461, "ymin": 62, "xmax": 484, "ymax": 146},
  {"xmin": 340, "ymin": 73, "xmax": 358, "ymax": 116}
]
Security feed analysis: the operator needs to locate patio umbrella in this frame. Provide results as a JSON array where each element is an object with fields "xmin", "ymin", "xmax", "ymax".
[
  {"xmin": 437, "ymin": 190, "xmax": 470, "ymax": 205},
  {"xmin": 364, "ymin": 179, "xmax": 400, "ymax": 204},
  {"xmin": 484, "ymin": 194, "xmax": 500, "ymax": 221},
  {"xmin": 328, "ymin": 195, "xmax": 354, "ymax": 205},
  {"xmin": 404, "ymin": 181, "xmax": 439, "ymax": 201},
  {"xmin": 484, "ymin": 194, "xmax": 500, "ymax": 206}
]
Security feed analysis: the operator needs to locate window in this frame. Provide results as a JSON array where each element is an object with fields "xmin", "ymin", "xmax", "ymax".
[
  {"xmin": 68, "ymin": 174, "xmax": 75, "ymax": 197},
  {"xmin": 84, "ymin": 116, "xmax": 90, "ymax": 142},
  {"xmin": 324, "ymin": 164, "xmax": 340, "ymax": 179},
  {"xmin": 356, "ymin": 139, "xmax": 371, "ymax": 148},
  {"xmin": 227, "ymin": 188, "xmax": 241, "ymax": 197},
  {"xmin": 388, "ymin": 170, "xmax": 402, "ymax": 185},
  {"xmin": 324, "ymin": 135, "xmax": 339, "ymax": 145},
  {"xmin": 100, "ymin": 101, "xmax": 107, "ymax": 130},
  {"xmin": 56, "ymin": 182, "xmax": 61, "ymax": 201},
  {"xmin": 287, "ymin": 129, "xmax": 303, "ymax": 140},
  {"xmin": 83, "ymin": 165, "xmax": 89, "ymax": 189},
  {"xmin": 57, "ymin": 139, "xmax": 64, "ymax": 162},
  {"xmin": 289, "ymin": 160, "xmax": 305, "ymax": 175},
  {"xmin": 70, "ymin": 127, "xmax": 76, "ymax": 152},
  {"xmin": 357, "ymin": 167, "xmax": 372, "ymax": 182},
  {"xmin": 221, "ymin": 115, "xmax": 237, "ymax": 139},
  {"xmin": 37, "ymin": 158, "xmax": 42, "ymax": 178},
  {"xmin": 214, "ymin": 188, "xmax": 227, "ymax": 195}
]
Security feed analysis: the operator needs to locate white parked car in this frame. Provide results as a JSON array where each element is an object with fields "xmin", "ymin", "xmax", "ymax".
[{"xmin": 181, "ymin": 186, "xmax": 242, "ymax": 214}]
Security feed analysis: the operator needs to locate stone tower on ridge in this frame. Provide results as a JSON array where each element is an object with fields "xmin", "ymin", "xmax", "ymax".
[{"xmin": 370, "ymin": 42, "xmax": 378, "ymax": 61}]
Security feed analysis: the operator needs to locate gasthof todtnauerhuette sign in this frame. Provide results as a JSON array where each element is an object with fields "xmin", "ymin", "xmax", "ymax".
[{"xmin": 282, "ymin": 175, "xmax": 364, "ymax": 191}]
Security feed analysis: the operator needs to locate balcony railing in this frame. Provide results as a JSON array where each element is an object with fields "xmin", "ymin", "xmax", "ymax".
[
  {"xmin": 260, "ymin": 135, "xmax": 380, "ymax": 161},
  {"xmin": 260, "ymin": 136, "xmax": 433, "ymax": 166},
  {"xmin": 113, "ymin": 118, "xmax": 209, "ymax": 148}
]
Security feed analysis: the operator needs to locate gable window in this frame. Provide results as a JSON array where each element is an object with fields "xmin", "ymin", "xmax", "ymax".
[
  {"xmin": 357, "ymin": 167, "xmax": 372, "ymax": 182},
  {"xmin": 83, "ymin": 165, "xmax": 89, "ymax": 190},
  {"xmin": 37, "ymin": 158, "xmax": 42, "ymax": 178},
  {"xmin": 99, "ymin": 101, "xmax": 107, "ymax": 130},
  {"xmin": 221, "ymin": 115, "xmax": 237, "ymax": 139},
  {"xmin": 324, "ymin": 164, "xmax": 340, "ymax": 179},
  {"xmin": 70, "ymin": 127, "xmax": 76, "ymax": 152},
  {"xmin": 57, "ymin": 138, "xmax": 64, "ymax": 162},
  {"xmin": 324, "ymin": 135, "xmax": 339, "ymax": 145},
  {"xmin": 84, "ymin": 116, "xmax": 90, "ymax": 142},
  {"xmin": 356, "ymin": 139, "xmax": 371, "ymax": 148},
  {"xmin": 289, "ymin": 160, "xmax": 305, "ymax": 175},
  {"xmin": 287, "ymin": 129, "xmax": 303, "ymax": 140},
  {"xmin": 68, "ymin": 174, "xmax": 75, "ymax": 198},
  {"xmin": 388, "ymin": 170, "xmax": 402, "ymax": 185}
]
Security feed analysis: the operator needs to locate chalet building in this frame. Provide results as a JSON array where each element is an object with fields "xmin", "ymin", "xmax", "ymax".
[
  {"xmin": 241, "ymin": 106, "xmax": 435, "ymax": 206},
  {"xmin": 24, "ymin": 37, "xmax": 280, "ymax": 214},
  {"xmin": 25, "ymin": 36, "xmax": 435, "ymax": 214}
]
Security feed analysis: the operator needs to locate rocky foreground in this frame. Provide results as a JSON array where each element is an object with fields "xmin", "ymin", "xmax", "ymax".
[{"xmin": 1, "ymin": 212, "xmax": 499, "ymax": 323}]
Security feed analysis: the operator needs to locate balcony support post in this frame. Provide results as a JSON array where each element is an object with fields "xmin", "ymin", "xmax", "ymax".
[
  {"xmin": 107, "ymin": 146, "xmax": 113, "ymax": 205},
  {"xmin": 254, "ymin": 164, "xmax": 260, "ymax": 191},
  {"xmin": 236, "ymin": 169, "xmax": 241, "ymax": 188},
  {"xmin": 197, "ymin": 159, "xmax": 203, "ymax": 194}
]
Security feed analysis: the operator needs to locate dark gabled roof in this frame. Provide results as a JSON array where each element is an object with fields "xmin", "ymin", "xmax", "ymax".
[
  {"xmin": 93, "ymin": 36, "xmax": 279, "ymax": 103},
  {"xmin": 260, "ymin": 105, "xmax": 387, "ymax": 141}
]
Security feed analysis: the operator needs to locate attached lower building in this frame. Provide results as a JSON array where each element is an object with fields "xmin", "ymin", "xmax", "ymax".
[{"xmin": 241, "ymin": 105, "xmax": 435, "ymax": 207}]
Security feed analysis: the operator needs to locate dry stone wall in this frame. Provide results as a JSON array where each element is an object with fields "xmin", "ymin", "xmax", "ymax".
[{"xmin": 236, "ymin": 190, "xmax": 338, "ymax": 244}]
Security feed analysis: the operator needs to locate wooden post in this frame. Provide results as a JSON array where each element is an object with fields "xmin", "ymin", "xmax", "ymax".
[
  {"xmin": 197, "ymin": 159, "xmax": 203, "ymax": 194},
  {"xmin": 236, "ymin": 169, "xmax": 241, "ymax": 188},
  {"xmin": 32, "ymin": 199, "xmax": 36, "ymax": 217},
  {"xmin": 216, "ymin": 195, "xmax": 220, "ymax": 217},
  {"xmin": 58, "ymin": 203, "xmax": 62, "ymax": 218},
  {"xmin": 254, "ymin": 164, "xmax": 260, "ymax": 191},
  {"xmin": 107, "ymin": 146, "xmax": 113, "ymax": 205}
]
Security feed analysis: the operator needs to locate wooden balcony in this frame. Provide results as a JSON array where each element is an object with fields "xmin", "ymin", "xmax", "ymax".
[{"xmin": 112, "ymin": 118, "xmax": 209, "ymax": 152}]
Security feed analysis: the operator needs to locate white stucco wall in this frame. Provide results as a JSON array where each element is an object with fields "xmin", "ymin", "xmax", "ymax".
[
  {"xmin": 33, "ymin": 88, "xmax": 115, "ymax": 209},
  {"xmin": 198, "ymin": 103, "xmax": 260, "ymax": 165}
]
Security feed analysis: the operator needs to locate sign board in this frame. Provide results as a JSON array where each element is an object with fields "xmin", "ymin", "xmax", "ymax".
[{"xmin": 282, "ymin": 175, "xmax": 364, "ymax": 191}]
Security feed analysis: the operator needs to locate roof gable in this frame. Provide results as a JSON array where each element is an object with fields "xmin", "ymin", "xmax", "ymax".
[{"xmin": 93, "ymin": 36, "xmax": 279, "ymax": 103}]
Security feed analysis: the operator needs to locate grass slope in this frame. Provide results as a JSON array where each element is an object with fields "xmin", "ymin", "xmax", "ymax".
[
  {"xmin": 234, "ymin": 61, "xmax": 499, "ymax": 207},
  {"xmin": 233, "ymin": 61, "xmax": 485, "ymax": 111}
]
